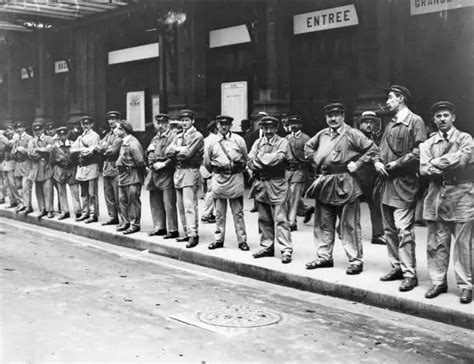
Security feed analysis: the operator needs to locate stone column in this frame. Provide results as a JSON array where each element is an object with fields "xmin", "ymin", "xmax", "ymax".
[{"xmin": 34, "ymin": 30, "xmax": 51, "ymax": 123}]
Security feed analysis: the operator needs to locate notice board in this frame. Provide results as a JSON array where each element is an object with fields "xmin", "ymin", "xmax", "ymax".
[
  {"xmin": 126, "ymin": 91, "xmax": 145, "ymax": 132},
  {"xmin": 221, "ymin": 81, "xmax": 248, "ymax": 132}
]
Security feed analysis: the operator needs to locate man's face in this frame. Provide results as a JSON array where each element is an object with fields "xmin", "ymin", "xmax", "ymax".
[
  {"xmin": 289, "ymin": 122, "xmax": 302, "ymax": 132},
  {"xmin": 33, "ymin": 128, "xmax": 43, "ymax": 137},
  {"xmin": 45, "ymin": 127, "xmax": 55, "ymax": 137},
  {"xmin": 325, "ymin": 111, "xmax": 344, "ymax": 129},
  {"xmin": 385, "ymin": 92, "xmax": 404, "ymax": 112},
  {"xmin": 217, "ymin": 121, "xmax": 231, "ymax": 135},
  {"xmin": 433, "ymin": 109, "xmax": 455, "ymax": 133},
  {"xmin": 58, "ymin": 133, "xmax": 67, "ymax": 142},
  {"xmin": 261, "ymin": 124, "xmax": 277, "ymax": 139},
  {"xmin": 281, "ymin": 117, "xmax": 289, "ymax": 127},
  {"xmin": 359, "ymin": 120, "xmax": 373, "ymax": 134},
  {"xmin": 114, "ymin": 124, "xmax": 126, "ymax": 138},
  {"xmin": 15, "ymin": 126, "xmax": 24, "ymax": 135},
  {"xmin": 180, "ymin": 117, "xmax": 194, "ymax": 130},
  {"xmin": 107, "ymin": 117, "xmax": 119, "ymax": 129},
  {"xmin": 156, "ymin": 120, "xmax": 169, "ymax": 134},
  {"xmin": 81, "ymin": 121, "xmax": 93, "ymax": 132},
  {"xmin": 5, "ymin": 127, "xmax": 14, "ymax": 138}
]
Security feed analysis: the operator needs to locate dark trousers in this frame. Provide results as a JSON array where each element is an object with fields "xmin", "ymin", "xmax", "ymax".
[
  {"xmin": 119, "ymin": 183, "xmax": 142, "ymax": 228},
  {"xmin": 104, "ymin": 175, "xmax": 119, "ymax": 221}
]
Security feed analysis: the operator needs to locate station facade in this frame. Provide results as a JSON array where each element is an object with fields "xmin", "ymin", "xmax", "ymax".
[{"xmin": 1, "ymin": 0, "xmax": 473, "ymax": 137}]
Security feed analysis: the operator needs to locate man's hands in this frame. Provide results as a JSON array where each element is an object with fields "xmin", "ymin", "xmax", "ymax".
[
  {"xmin": 374, "ymin": 161, "xmax": 389, "ymax": 177},
  {"xmin": 152, "ymin": 161, "xmax": 166, "ymax": 170},
  {"xmin": 347, "ymin": 161, "xmax": 358, "ymax": 173}
]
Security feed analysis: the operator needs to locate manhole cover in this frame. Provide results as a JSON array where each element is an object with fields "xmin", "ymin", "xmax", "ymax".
[{"xmin": 197, "ymin": 304, "xmax": 281, "ymax": 328}]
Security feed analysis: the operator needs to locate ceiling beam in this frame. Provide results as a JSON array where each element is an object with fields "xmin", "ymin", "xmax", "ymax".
[{"xmin": 0, "ymin": 7, "xmax": 79, "ymax": 19}]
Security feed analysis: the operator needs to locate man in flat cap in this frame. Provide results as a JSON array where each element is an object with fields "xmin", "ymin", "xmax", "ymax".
[
  {"xmin": 45, "ymin": 121, "xmax": 56, "ymax": 138},
  {"xmin": 0, "ymin": 124, "xmax": 19, "ymax": 207},
  {"xmin": 11, "ymin": 121, "xmax": 33, "ymax": 214},
  {"xmin": 248, "ymin": 115, "xmax": 293, "ymax": 263},
  {"xmin": 49, "ymin": 127, "xmax": 76, "ymax": 220},
  {"xmin": 374, "ymin": 85, "xmax": 426, "ymax": 291},
  {"xmin": 355, "ymin": 111, "xmax": 386, "ymax": 245},
  {"xmin": 285, "ymin": 115, "xmax": 311, "ymax": 231},
  {"xmin": 145, "ymin": 114, "xmax": 179, "ymax": 239},
  {"xmin": 95, "ymin": 110, "xmax": 122, "ymax": 226},
  {"xmin": 200, "ymin": 120, "xmax": 218, "ymax": 224},
  {"xmin": 304, "ymin": 103, "xmax": 378, "ymax": 274},
  {"xmin": 165, "ymin": 109, "xmax": 204, "ymax": 248},
  {"xmin": 419, "ymin": 101, "xmax": 473, "ymax": 304},
  {"xmin": 28, "ymin": 121, "xmax": 55, "ymax": 218},
  {"xmin": 204, "ymin": 115, "xmax": 249, "ymax": 251},
  {"xmin": 114, "ymin": 120, "xmax": 145, "ymax": 234},
  {"xmin": 71, "ymin": 115, "xmax": 101, "ymax": 223}
]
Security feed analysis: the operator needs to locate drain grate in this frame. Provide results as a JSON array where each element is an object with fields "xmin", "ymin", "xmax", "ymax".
[{"xmin": 197, "ymin": 304, "xmax": 281, "ymax": 328}]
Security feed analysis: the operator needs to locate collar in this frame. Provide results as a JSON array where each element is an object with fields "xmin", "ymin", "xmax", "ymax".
[
  {"xmin": 262, "ymin": 134, "xmax": 278, "ymax": 145},
  {"xmin": 20, "ymin": 132, "xmax": 27, "ymax": 139},
  {"xmin": 82, "ymin": 128, "xmax": 93, "ymax": 136},
  {"xmin": 394, "ymin": 107, "xmax": 411, "ymax": 125},
  {"xmin": 433, "ymin": 127, "xmax": 456, "ymax": 143},
  {"xmin": 290, "ymin": 130, "xmax": 302, "ymax": 139},
  {"xmin": 158, "ymin": 129, "xmax": 170, "ymax": 138},
  {"xmin": 325, "ymin": 123, "xmax": 347, "ymax": 136},
  {"xmin": 122, "ymin": 134, "xmax": 132, "ymax": 144},
  {"xmin": 35, "ymin": 134, "xmax": 45, "ymax": 142},
  {"xmin": 183, "ymin": 126, "xmax": 196, "ymax": 137},
  {"xmin": 218, "ymin": 131, "xmax": 232, "ymax": 140}
]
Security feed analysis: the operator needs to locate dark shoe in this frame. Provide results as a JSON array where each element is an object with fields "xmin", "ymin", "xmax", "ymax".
[
  {"xmin": 176, "ymin": 236, "xmax": 190, "ymax": 242},
  {"xmin": 186, "ymin": 236, "xmax": 199, "ymax": 248},
  {"xmin": 290, "ymin": 224, "xmax": 297, "ymax": 232},
  {"xmin": 75, "ymin": 214, "xmax": 89, "ymax": 222},
  {"xmin": 380, "ymin": 269, "xmax": 404, "ymax": 281},
  {"xmin": 371, "ymin": 235, "xmax": 387, "ymax": 245},
  {"xmin": 238, "ymin": 242, "xmax": 250, "ymax": 251},
  {"xmin": 208, "ymin": 241, "xmax": 224, "ymax": 250},
  {"xmin": 425, "ymin": 285, "xmax": 448, "ymax": 299},
  {"xmin": 253, "ymin": 249, "xmax": 274, "ymax": 259},
  {"xmin": 148, "ymin": 228, "xmax": 167, "ymax": 236},
  {"xmin": 47, "ymin": 211, "xmax": 55, "ymax": 219},
  {"xmin": 346, "ymin": 264, "xmax": 363, "ymax": 275},
  {"xmin": 75, "ymin": 213, "xmax": 82, "ymax": 219},
  {"xmin": 101, "ymin": 218, "xmax": 119, "ymax": 226},
  {"xmin": 460, "ymin": 289, "xmax": 472, "ymax": 304},
  {"xmin": 7, "ymin": 202, "xmax": 18, "ymax": 209},
  {"xmin": 16, "ymin": 205, "xmax": 26, "ymax": 213},
  {"xmin": 399, "ymin": 277, "xmax": 418, "ymax": 292},
  {"xmin": 123, "ymin": 226, "xmax": 140, "ymax": 235},
  {"xmin": 305, "ymin": 259, "xmax": 334, "ymax": 270},
  {"xmin": 22, "ymin": 207, "xmax": 33, "ymax": 216},
  {"xmin": 116, "ymin": 224, "xmax": 130, "ymax": 232},
  {"xmin": 282, "ymin": 254, "xmax": 292, "ymax": 264},
  {"xmin": 201, "ymin": 215, "xmax": 216, "ymax": 224},
  {"xmin": 84, "ymin": 216, "xmax": 98, "ymax": 224},
  {"xmin": 37, "ymin": 210, "xmax": 47, "ymax": 219},
  {"xmin": 163, "ymin": 231, "xmax": 179, "ymax": 239},
  {"xmin": 57, "ymin": 212, "xmax": 70, "ymax": 220},
  {"xmin": 303, "ymin": 206, "xmax": 315, "ymax": 224}
]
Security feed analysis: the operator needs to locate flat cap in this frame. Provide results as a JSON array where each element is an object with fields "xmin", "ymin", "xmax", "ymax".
[
  {"xmin": 32, "ymin": 121, "xmax": 44, "ymax": 131},
  {"xmin": 260, "ymin": 116, "xmax": 279, "ymax": 126},
  {"xmin": 323, "ymin": 103, "xmax": 345, "ymax": 114},
  {"xmin": 154, "ymin": 113, "xmax": 170, "ymax": 122},
  {"xmin": 216, "ymin": 115, "xmax": 234, "ymax": 123},
  {"xmin": 106, "ymin": 110, "xmax": 121, "ymax": 118},
  {"xmin": 431, "ymin": 101, "xmax": 455, "ymax": 114},
  {"xmin": 385, "ymin": 85, "xmax": 412, "ymax": 100},
  {"xmin": 14, "ymin": 121, "xmax": 25, "ymax": 128},
  {"xmin": 118, "ymin": 120, "xmax": 134, "ymax": 134},
  {"xmin": 280, "ymin": 112, "xmax": 289, "ymax": 119},
  {"xmin": 56, "ymin": 126, "xmax": 68, "ymax": 135},
  {"xmin": 288, "ymin": 115, "xmax": 303, "ymax": 124},
  {"xmin": 80, "ymin": 115, "xmax": 94, "ymax": 124},
  {"xmin": 257, "ymin": 111, "xmax": 268, "ymax": 118},
  {"xmin": 178, "ymin": 109, "xmax": 195, "ymax": 119},
  {"xmin": 359, "ymin": 111, "xmax": 380, "ymax": 122},
  {"xmin": 45, "ymin": 121, "xmax": 55, "ymax": 129}
]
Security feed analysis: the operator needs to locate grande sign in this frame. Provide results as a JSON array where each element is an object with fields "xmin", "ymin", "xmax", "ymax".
[
  {"xmin": 410, "ymin": 0, "xmax": 474, "ymax": 15},
  {"xmin": 293, "ymin": 5, "xmax": 359, "ymax": 34}
]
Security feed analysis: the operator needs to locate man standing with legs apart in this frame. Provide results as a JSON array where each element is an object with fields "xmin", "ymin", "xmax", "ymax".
[
  {"xmin": 304, "ymin": 103, "xmax": 378, "ymax": 274},
  {"xmin": 248, "ymin": 116, "xmax": 293, "ymax": 264},
  {"xmin": 285, "ymin": 115, "xmax": 311, "ymax": 232},
  {"xmin": 96, "ymin": 110, "xmax": 122, "ymax": 226},
  {"xmin": 420, "ymin": 101, "xmax": 473, "ymax": 304},
  {"xmin": 374, "ymin": 85, "xmax": 426, "ymax": 292},
  {"xmin": 71, "ymin": 115, "xmax": 101, "ymax": 224},
  {"xmin": 166, "ymin": 109, "xmax": 204, "ymax": 248},
  {"xmin": 204, "ymin": 115, "xmax": 249, "ymax": 252},
  {"xmin": 11, "ymin": 121, "xmax": 33, "ymax": 215},
  {"xmin": 28, "ymin": 121, "xmax": 55, "ymax": 219},
  {"xmin": 145, "ymin": 114, "xmax": 179, "ymax": 239}
]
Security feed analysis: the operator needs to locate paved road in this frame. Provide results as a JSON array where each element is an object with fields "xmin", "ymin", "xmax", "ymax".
[{"xmin": 1, "ymin": 219, "xmax": 473, "ymax": 363}]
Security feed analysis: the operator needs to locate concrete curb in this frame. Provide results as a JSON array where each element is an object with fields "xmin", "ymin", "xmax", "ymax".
[{"xmin": 1, "ymin": 208, "xmax": 472, "ymax": 330}]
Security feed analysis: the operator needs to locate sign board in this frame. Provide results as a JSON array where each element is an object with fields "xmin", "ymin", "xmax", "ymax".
[
  {"xmin": 294, "ymin": 5, "xmax": 359, "ymax": 34},
  {"xmin": 126, "ymin": 91, "xmax": 145, "ymax": 132},
  {"xmin": 108, "ymin": 43, "xmax": 159, "ymax": 65},
  {"xmin": 54, "ymin": 60, "xmax": 69, "ymax": 74},
  {"xmin": 151, "ymin": 95, "xmax": 160, "ymax": 120},
  {"xmin": 221, "ymin": 81, "xmax": 248, "ymax": 132},
  {"xmin": 410, "ymin": 0, "xmax": 474, "ymax": 15},
  {"xmin": 20, "ymin": 66, "xmax": 33, "ymax": 79},
  {"xmin": 209, "ymin": 25, "xmax": 251, "ymax": 48}
]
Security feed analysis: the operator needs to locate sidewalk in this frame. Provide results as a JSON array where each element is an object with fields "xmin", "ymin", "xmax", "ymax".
[{"xmin": 1, "ymin": 177, "xmax": 472, "ymax": 329}]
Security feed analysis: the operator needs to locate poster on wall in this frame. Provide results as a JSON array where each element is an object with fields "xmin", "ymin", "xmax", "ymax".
[
  {"xmin": 126, "ymin": 91, "xmax": 145, "ymax": 132},
  {"xmin": 151, "ymin": 95, "xmax": 160, "ymax": 120},
  {"xmin": 221, "ymin": 81, "xmax": 248, "ymax": 132}
]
